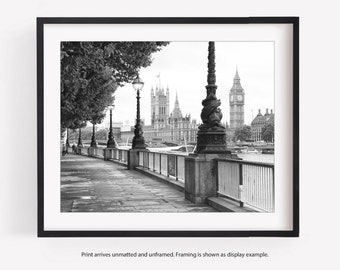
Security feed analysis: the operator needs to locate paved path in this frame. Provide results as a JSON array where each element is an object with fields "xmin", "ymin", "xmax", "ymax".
[{"xmin": 61, "ymin": 154, "xmax": 217, "ymax": 212}]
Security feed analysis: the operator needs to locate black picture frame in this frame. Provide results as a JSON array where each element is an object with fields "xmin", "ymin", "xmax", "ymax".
[{"xmin": 37, "ymin": 17, "xmax": 299, "ymax": 237}]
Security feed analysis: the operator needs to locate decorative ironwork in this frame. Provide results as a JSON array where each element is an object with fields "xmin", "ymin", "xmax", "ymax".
[
  {"xmin": 90, "ymin": 123, "xmax": 97, "ymax": 147},
  {"xmin": 107, "ymin": 108, "xmax": 116, "ymax": 148},
  {"xmin": 132, "ymin": 88, "xmax": 146, "ymax": 149},
  {"xmin": 196, "ymin": 41, "xmax": 229, "ymax": 154},
  {"xmin": 207, "ymin": 41, "xmax": 216, "ymax": 87},
  {"xmin": 199, "ymin": 42, "xmax": 225, "ymax": 131}
]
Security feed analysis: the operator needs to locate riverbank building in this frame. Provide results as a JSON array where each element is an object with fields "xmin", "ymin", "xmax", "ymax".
[
  {"xmin": 143, "ymin": 85, "xmax": 198, "ymax": 145},
  {"xmin": 251, "ymin": 108, "xmax": 274, "ymax": 142}
]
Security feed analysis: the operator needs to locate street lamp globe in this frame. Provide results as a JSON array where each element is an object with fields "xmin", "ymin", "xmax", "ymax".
[{"xmin": 132, "ymin": 76, "xmax": 144, "ymax": 91}]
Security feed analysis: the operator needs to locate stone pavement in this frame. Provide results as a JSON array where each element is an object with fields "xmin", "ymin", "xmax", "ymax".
[{"xmin": 61, "ymin": 154, "xmax": 217, "ymax": 212}]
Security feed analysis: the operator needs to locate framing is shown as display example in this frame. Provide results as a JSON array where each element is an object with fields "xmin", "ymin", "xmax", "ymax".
[{"xmin": 37, "ymin": 17, "xmax": 299, "ymax": 237}]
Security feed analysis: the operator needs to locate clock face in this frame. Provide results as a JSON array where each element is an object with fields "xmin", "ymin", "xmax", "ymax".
[
  {"xmin": 237, "ymin": 95, "xmax": 242, "ymax": 101},
  {"xmin": 230, "ymin": 95, "xmax": 234, "ymax": 101}
]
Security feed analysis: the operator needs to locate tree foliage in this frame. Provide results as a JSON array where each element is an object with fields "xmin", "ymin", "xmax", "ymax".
[
  {"xmin": 261, "ymin": 123, "xmax": 274, "ymax": 142},
  {"xmin": 61, "ymin": 42, "xmax": 169, "ymax": 129},
  {"xmin": 233, "ymin": 125, "xmax": 252, "ymax": 141}
]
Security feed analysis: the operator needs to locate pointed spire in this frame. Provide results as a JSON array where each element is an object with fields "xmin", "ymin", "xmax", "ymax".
[
  {"xmin": 172, "ymin": 92, "xmax": 182, "ymax": 118},
  {"xmin": 231, "ymin": 67, "xmax": 243, "ymax": 91},
  {"xmin": 234, "ymin": 66, "xmax": 240, "ymax": 80}
]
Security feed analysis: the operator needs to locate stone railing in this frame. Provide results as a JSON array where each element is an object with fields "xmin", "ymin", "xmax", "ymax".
[
  {"xmin": 136, "ymin": 149, "xmax": 187, "ymax": 183},
  {"xmin": 68, "ymin": 146, "xmax": 128, "ymax": 166},
  {"xmin": 215, "ymin": 158, "xmax": 274, "ymax": 212},
  {"xmin": 103, "ymin": 148, "xmax": 128, "ymax": 165}
]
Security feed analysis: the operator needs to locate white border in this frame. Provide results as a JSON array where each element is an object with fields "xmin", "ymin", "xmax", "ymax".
[{"xmin": 44, "ymin": 23, "xmax": 293, "ymax": 231}]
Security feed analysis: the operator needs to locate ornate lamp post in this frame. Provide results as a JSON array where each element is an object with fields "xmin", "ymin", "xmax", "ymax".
[
  {"xmin": 77, "ymin": 128, "xmax": 83, "ymax": 147},
  {"xmin": 107, "ymin": 104, "xmax": 116, "ymax": 148},
  {"xmin": 132, "ymin": 76, "xmax": 146, "ymax": 149},
  {"xmin": 196, "ymin": 41, "xmax": 229, "ymax": 154},
  {"xmin": 184, "ymin": 42, "xmax": 231, "ymax": 205},
  {"xmin": 90, "ymin": 123, "xmax": 97, "ymax": 147}
]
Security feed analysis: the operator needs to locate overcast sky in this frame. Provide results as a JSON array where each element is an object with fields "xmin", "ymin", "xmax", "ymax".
[{"xmin": 101, "ymin": 41, "xmax": 274, "ymax": 128}]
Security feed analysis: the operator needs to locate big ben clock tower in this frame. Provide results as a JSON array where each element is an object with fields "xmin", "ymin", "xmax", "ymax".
[{"xmin": 229, "ymin": 68, "xmax": 245, "ymax": 135}]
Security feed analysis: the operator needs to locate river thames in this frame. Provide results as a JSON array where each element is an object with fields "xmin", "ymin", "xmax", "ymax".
[
  {"xmin": 86, "ymin": 143, "xmax": 275, "ymax": 165},
  {"xmin": 151, "ymin": 147, "xmax": 275, "ymax": 164},
  {"xmin": 238, "ymin": 152, "xmax": 274, "ymax": 164}
]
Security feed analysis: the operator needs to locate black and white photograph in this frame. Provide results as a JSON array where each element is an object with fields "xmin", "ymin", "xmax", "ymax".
[
  {"xmin": 60, "ymin": 41, "xmax": 275, "ymax": 214},
  {"xmin": 37, "ymin": 18, "xmax": 298, "ymax": 236}
]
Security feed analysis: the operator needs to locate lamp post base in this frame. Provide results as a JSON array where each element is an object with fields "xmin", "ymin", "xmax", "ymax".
[
  {"xmin": 132, "ymin": 136, "xmax": 146, "ymax": 149},
  {"xmin": 196, "ymin": 129, "xmax": 231, "ymax": 154},
  {"xmin": 107, "ymin": 140, "xmax": 116, "ymax": 149}
]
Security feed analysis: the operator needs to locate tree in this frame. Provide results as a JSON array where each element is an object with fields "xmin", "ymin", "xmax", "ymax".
[
  {"xmin": 61, "ymin": 42, "xmax": 169, "ymax": 129},
  {"xmin": 233, "ymin": 125, "xmax": 252, "ymax": 141},
  {"xmin": 261, "ymin": 123, "xmax": 274, "ymax": 142}
]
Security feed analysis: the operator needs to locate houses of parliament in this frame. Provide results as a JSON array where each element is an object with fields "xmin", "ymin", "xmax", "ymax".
[
  {"xmin": 121, "ymin": 68, "xmax": 274, "ymax": 145},
  {"xmin": 142, "ymin": 85, "xmax": 198, "ymax": 144}
]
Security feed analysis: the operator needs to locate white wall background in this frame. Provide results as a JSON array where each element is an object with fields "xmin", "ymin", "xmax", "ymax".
[{"xmin": 0, "ymin": 0, "xmax": 339, "ymax": 269}]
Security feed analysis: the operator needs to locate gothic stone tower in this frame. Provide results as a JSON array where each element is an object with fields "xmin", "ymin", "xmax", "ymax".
[
  {"xmin": 229, "ymin": 68, "xmax": 245, "ymax": 135},
  {"xmin": 151, "ymin": 85, "xmax": 170, "ymax": 129}
]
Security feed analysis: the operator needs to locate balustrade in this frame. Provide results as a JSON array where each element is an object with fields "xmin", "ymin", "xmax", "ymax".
[
  {"xmin": 216, "ymin": 158, "xmax": 274, "ymax": 212},
  {"xmin": 70, "ymin": 146, "xmax": 128, "ymax": 165},
  {"xmin": 137, "ymin": 150, "xmax": 187, "ymax": 182}
]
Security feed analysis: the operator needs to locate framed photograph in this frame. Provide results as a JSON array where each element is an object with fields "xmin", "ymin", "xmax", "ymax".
[{"xmin": 37, "ymin": 17, "xmax": 299, "ymax": 237}]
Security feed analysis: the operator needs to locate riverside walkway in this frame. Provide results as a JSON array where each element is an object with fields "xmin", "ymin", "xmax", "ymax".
[{"xmin": 61, "ymin": 154, "xmax": 217, "ymax": 212}]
